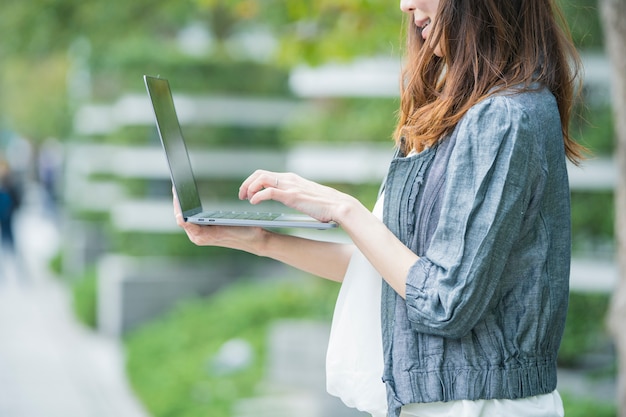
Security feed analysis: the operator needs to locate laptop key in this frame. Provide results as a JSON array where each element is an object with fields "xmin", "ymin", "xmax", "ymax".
[
  {"xmin": 236, "ymin": 212, "xmax": 281, "ymax": 220},
  {"xmin": 204, "ymin": 211, "xmax": 280, "ymax": 221}
]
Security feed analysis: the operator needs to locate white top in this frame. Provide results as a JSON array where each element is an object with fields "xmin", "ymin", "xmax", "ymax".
[
  {"xmin": 330, "ymin": 192, "xmax": 564, "ymax": 417},
  {"xmin": 326, "ymin": 195, "xmax": 387, "ymax": 417},
  {"xmin": 400, "ymin": 392, "xmax": 564, "ymax": 417}
]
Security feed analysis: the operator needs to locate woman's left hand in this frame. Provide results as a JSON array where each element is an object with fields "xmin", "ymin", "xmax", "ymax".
[{"xmin": 238, "ymin": 170, "xmax": 355, "ymax": 225}]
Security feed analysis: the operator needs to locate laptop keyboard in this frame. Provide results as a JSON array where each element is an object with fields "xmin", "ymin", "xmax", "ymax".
[{"xmin": 203, "ymin": 210, "xmax": 281, "ymax": 221}]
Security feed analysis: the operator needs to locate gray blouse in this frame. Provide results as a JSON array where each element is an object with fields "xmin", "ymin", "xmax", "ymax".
[{"xmin": 380, "ymin": 86, "xmax": 571, "ymax": 417}]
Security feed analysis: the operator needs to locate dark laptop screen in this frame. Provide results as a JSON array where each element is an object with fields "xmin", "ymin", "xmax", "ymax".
[{"xmin": 144, "ymin": 76, "xmax": 203, "ymax": 217}]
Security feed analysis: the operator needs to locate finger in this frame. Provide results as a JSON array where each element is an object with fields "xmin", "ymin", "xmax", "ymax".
[
  {"xmin": 248, "ymin": 186, "xmax": 280, "ymax": 205},
  {"xmin": 240, "ymin": 170, "xmax": 279, "ymax": 200},
  {"xmin": 238, "ymin": 170, "xmax": 265, "ymax": 200},
  {"xmin": 175, "ymin": 212, "xmax": 185, "ymax": 227},
  {"xmin": 172, "ymin": 190, "xmax": 183, "ymax": 219},
  {"xmin": 182, "ymin": 224, "xmax": 207, "ymax": 245}
]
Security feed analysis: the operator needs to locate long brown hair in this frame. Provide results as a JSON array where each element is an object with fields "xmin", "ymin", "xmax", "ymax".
[{"xmin": 395, "ymin": 0, "xmax": 585, "ymax": 164}]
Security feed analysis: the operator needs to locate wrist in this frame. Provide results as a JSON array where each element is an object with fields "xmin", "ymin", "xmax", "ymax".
[
  {"xmin": 333, "ymin": 195, "xmax": 365, "ymax": 226},
  {"xmin": 215, "ymin": 226, "xmax": 269, "ymax": 257},
  {"xmin": 246, "ymin": 227, "xmax": 272, "ymax": 257}
]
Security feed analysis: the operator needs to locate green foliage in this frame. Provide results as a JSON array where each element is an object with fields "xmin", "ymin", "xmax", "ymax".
[
  {"xmin": 111, "ymin": 231, "xmax": 256, "ymax": 262},
  {"xmin": 0, "ymin": 0, "xmax": 83, "ymax": 58},
  {"xmin": 1, "ymin": 55, "xmax": 73, "ymax": 141},
  {"xmin": 48, "ymin": 251, "xmax": 64, "ymax": 277},
  {"xmin": 569, "ymin": 101, "xmax": 616, "ymax": 255},
  {"xmin": 327, "ymin": 182, "xmax": 382, "ymax": 212},
  {"xmin": 559, "ymin": 292, "xmax": 611, "ymax": 367},
  {"xmin": 94, "ymin": 123, "xmax": 285, "ymax": 148},
  {"xmin": 560, "ymin": 392, "xmax": 616, "ymax": 417},
  {"xmin": 557, "ymin": 0, "xmax": 604, "ymax": 49},
  {"xmin": 281, "ymin": 98, "xmax": 399, "ymax": 144},
  {"xmin": 570, "ymin": 190, "xmax": 615, "ymax": 254},
  {"xmin": 183, "ymin": 0, "xmax": 401, "ymax": 65},
  {"xmin": 0, "ymin": 0, "xmax": 605, "ymax": 64},
  {"xmin": 0, "ymin": 0, "xmax": 608, "ymax": 142},
  {"xmin": 71, "ymin": 268, "xmax": 99, "ymax": 328},
  {"xmin": 574, "ymin": 104, "xmax": 615, "ymax": 156},
  {"xmin": 93, "ymin": 60, "xmax": 292, "ymax": 101},
  {"xmin": 124, "ymin": 277, "xmax": 339, "ymax": 417},
  {"xmin": 95, "ymin": 126, "xmax": 155, "ymax": 146},
  {"xmin": 0, "ymin": 0, "xmax": 195, "ymax": 60},
  {"xmin": 182, "ymin": 126, "xmax": 285, "ymax": 148}
]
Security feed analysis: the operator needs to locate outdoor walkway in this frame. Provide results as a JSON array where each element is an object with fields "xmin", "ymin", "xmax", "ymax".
[{"xmin": 0, "ymin": 183, "xmax": 149, "ymax": 417}]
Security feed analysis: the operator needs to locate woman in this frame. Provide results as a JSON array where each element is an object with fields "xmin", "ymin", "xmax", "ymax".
[{"xmin": 175, "ymin": 0, "xmax": 585, "ymax": 416}]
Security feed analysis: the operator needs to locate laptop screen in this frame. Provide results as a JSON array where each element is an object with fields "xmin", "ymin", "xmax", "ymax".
[{"xmin": 144, "ymin": 76, "xmax": 203, "ymax": 217}]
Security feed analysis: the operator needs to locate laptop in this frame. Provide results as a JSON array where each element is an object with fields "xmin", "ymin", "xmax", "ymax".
[{"xmin": 143, "ymin": 75, "xmax": 337, "ymax": 229}]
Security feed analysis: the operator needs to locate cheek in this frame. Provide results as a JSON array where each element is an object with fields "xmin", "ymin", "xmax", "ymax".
[{"xmin": 415, "ymin": 0, "xmax": 440, "ymax": 14}]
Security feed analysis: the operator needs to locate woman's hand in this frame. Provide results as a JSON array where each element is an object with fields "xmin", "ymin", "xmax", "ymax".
[
  {"xmin": 238, "ymin": 170, "xmax": 357, "ymax": 225},
  {"xmin": 172, "ymin": 185, "xmax": 356, "ymax": 281},
  {"xmin": 173, "ymin": 190, "xmax": 265, "ymax": 252}
]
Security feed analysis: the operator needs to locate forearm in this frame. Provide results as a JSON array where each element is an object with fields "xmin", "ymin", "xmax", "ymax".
[
  {"xmin": 176, "ymin": 213, "xmax": 353, "ymax": 281},
  {"xmin": 234, "ymin": 171, "xmax": 417, "ymax": 288},
  {"xmin": 335, "ymin": 198, "xmax": 419, "ymax": 298},
  {"xmin": 255, "ymin": 230, "xmax": 355, "ymax": 282}
]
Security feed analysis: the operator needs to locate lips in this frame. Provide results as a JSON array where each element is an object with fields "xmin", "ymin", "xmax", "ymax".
[
  {"xmin": 415, "ymin": 18, "xmax": 431, "ymax": 39},
  {"xmin": 415, "ymin": 18, "xmax": 431, "ymax": 29}
]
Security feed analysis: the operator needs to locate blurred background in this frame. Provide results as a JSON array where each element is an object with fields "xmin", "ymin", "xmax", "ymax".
[{"xmin": 0, "ymin": 1, "xmax": 618, "ymax": 417}]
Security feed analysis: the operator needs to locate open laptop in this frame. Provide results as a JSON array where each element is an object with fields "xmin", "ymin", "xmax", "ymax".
[{"xmin": 143, "ymin": 75, "xmax": 337, "ymax": 229}]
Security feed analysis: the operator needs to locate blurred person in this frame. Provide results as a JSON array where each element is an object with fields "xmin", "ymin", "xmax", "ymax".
[
  {"xmin": 5, "ymin": 135, "xmax": 34, "ymax": 181},
  {"xmin": 37, "ymin": 137, "xmax": 64, "ymax": 214},
  {"xmin": 0, "ymin": 155, "xmax": 22, "ymax": 259},
  {"xmin": 174, "ymin": 0, "xmax": 585, "ymax": 416}
]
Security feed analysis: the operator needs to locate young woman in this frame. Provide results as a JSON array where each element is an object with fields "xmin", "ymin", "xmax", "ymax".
[{"xmin": 175, "ymin": 0, "xmax": 585, "ymax": 416}]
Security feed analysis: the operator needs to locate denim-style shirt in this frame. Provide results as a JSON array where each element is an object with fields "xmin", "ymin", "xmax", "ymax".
[{"xmin": 381, "ymin": 86, "xmax": 571, "ymax": 417}]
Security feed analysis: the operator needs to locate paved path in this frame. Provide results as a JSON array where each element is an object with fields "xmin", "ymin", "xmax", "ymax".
[{"xmin": 0, "ymin": 183, "xmax": 149, "ymax": 417}]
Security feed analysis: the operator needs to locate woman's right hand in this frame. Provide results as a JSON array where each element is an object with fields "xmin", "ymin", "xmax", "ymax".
[{"xmin": 173, "ymin": 190, "xmax": 266, "ymax": 252}]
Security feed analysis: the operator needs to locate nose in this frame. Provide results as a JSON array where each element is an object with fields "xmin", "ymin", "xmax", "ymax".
[{"xmin": 400, "ymin": 0, "xmax": 415, "ymax": 13}]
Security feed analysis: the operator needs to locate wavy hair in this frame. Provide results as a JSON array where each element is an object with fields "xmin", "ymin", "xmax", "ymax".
[{"xmin": 395, "ymin": 0, "xmax": 585, "ymax": 164}]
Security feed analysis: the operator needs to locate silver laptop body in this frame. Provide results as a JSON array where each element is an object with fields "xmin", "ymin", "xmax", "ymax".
[{"xmin": 144, "ymin": 75, "xmax": 337, "ymax": 229}]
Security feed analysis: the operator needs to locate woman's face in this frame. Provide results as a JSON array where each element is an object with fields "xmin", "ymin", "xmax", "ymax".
[{"xmin": 400, "ymin": 0, "xmax": 441, "ymax": 55}]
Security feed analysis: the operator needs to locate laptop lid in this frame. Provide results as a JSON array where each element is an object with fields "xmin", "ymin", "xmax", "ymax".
[{"xmin": 144, "ymin": 75, "xmax": 204, "ymax": 218}]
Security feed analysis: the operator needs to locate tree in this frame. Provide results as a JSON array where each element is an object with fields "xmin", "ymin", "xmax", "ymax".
[
  {"xmin": 0, "ymin": 0, "xmax": 190, "ymax": 142},
  {"xmin": 187, "ymin": 0, "xmax": 399, "ymax": 64},
  {"xmin": 600, "ymin": 0, "xmax": 626, "ymax": 415},
  {"xmin": 0, "ymin": 0, "xmax": 604, "ymax": 144},
  {"xmin": 0, "ymin": 0, "xmax": 401, "ymax": 143}
]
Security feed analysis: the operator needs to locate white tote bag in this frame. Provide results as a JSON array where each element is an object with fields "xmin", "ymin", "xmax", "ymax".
[{"xmin": 326, "ymin": 199, "xmax": 388, "ymax": 417}]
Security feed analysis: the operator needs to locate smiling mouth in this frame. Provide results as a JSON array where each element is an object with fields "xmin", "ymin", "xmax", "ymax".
[{"xmin": 418, "ymin": 19, "xmax": 431, "ymax": 32}]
